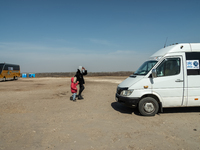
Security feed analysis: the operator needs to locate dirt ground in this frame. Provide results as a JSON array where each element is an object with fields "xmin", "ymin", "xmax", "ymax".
[{"xmin": 0, "ymin": 77, "xmax": 200, "ymax": 150}]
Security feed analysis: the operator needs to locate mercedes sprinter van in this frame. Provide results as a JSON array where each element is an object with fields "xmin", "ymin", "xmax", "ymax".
[{"xmin": 116, "ymin": 43, "xmax": 200, "ymax": 116}]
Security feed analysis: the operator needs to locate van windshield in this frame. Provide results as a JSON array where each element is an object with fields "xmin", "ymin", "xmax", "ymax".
[{"xmin": 133, "ymin": 60, "xmax": 157, "ymax": 75}]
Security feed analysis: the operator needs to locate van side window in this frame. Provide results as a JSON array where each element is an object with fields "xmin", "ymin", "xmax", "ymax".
[
  {"xmin": 186, "ymin": 52, "xmax": 200, "ymax": 75},
  {"xmin": 156, "ymin": 58, "xmax": 180, "ymax": 77}
]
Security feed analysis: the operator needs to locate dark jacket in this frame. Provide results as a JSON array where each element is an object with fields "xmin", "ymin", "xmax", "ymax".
[{"xmin": 75, "ymin": 69, "xmax": 87, "ymax": 85}]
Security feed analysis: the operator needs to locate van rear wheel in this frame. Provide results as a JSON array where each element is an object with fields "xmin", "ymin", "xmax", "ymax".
[{"xmin": 138, "ymin": 97, "xmax": 159, "ymax": 116}]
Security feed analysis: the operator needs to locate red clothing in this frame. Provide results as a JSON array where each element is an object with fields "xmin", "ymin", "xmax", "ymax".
[{"xmin": 71, "ymin": 77, "xmax": 78, "ymax": 93}]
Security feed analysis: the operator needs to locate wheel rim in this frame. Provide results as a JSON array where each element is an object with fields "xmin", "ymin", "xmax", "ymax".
[{"xmin": 143, "ymin": 102, "xmax": 155, "ymax": 113}]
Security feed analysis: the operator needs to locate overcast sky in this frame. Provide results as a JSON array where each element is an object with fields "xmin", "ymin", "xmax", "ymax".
[{"xmin": 1, "ymin": 0, "xmax": 200, "ymax": 73}]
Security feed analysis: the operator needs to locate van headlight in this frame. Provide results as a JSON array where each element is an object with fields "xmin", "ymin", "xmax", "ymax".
[{"xmin": 120, "ymin": 89, "xmax": 133, "ymax": 96}]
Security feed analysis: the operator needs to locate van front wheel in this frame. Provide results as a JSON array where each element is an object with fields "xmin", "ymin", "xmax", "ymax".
[{"xmin": 138, "ymin": 97, "xmax": 159, "ymax": 116}]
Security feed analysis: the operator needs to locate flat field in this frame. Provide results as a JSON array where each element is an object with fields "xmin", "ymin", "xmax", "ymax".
[{"xmin": 0, "ymin": 77, "xmax": 200, "ymax": 150}]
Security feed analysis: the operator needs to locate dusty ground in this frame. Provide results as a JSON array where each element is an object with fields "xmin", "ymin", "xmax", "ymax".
[{"xmin": 0, "ymin": 77, "xmax": 200, "ymax": 150}]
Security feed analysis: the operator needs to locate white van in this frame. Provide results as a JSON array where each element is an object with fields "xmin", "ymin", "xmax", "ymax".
[{"xmin": 116, "ymin": 43, "xmax": 200, "ymax": 116}]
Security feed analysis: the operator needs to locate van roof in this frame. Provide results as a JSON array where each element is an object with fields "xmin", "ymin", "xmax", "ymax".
[{"xmin": 150, "ymin": 43, "xmax": 200, "ymax": 59}]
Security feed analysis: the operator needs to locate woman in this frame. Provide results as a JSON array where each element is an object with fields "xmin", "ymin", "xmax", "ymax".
[{"xmin": 75, "ymin": 66, "xmax": 87, "ymax": 99}]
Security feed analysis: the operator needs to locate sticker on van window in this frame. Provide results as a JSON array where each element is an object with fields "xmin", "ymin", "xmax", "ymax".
[{"xmin": 187, "ymin": 60, "xmax": 199, "ymax": 69}]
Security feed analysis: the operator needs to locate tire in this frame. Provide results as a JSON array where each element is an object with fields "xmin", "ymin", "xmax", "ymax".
[
  {"xmin": 14, "ymin": 76, "xmax": 18, "ymax": 80},
  {"xmin": 3, "ymin": 77, "xmax": 6, "ymax": 82},
  {"xmin": 138, "ymin": 97, "xmax": 159, "ymax": 116}
]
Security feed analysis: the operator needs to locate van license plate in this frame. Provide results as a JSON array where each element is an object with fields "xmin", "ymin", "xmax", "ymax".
[{"xmin": 115, "ymin": 97, "xmax": 118, "ymax": 102}]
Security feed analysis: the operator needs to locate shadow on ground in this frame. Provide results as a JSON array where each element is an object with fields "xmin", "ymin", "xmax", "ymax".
[
  {"xmin": 162, "ymin": 107, "xmax": 200, "ymax": 114},
  {"xmin": 0, "ymin": 79, "xmax": 16, "ymax": 82},
  {"xmin": 111, "ymin": 102, "xmax": 200, "ymax": 116},
  {"xmin": 111, "ymin": 102, "xmax": 140, "ymax": 115}
]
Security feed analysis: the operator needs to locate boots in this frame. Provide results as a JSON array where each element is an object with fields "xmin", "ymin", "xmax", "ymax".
[{"xmin": 78, "ymin": 95, "xmax": 84, "ymax": 100}]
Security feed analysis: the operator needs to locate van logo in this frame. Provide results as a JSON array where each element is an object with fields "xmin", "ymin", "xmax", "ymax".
[
  {"xmin": 193, "ymin": 61, "xmax": 199, "ymax": 67},
  {"xmin": 187, "ymin": 60, "xmax": 199, "ymax": 69}
]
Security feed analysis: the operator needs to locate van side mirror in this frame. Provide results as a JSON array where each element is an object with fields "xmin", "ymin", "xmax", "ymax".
[{"xmin": 152, "ymin": 69, "xmax": 157, "ymax": 78}]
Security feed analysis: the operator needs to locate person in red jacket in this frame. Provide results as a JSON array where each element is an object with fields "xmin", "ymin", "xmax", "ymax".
[{"xmin": 70, "ymin": 77, "xmax": 79, "ymax": 101}]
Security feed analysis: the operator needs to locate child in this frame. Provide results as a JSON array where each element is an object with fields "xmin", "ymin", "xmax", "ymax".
[{"xmin": 70, "ymin": 77, "xmax": 79, "ymax": 101}]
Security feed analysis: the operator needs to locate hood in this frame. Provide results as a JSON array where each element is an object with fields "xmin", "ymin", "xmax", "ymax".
[
  {"xmin": 78, "ymin": 66, "xmax": 85, "ymax": 73},
  {"xmin": 118, "ymin": 75, "xmax": 144, "ymax": 88},
  {"xmin": 78, "ymin": 66, "xmax": 82, "ymax": 71},
  {"xmin": 71, "ymin": 77, "xmax": 74, "ymax": 83}
]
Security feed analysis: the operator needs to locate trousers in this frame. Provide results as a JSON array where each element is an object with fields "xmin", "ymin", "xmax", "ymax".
[
  {"xmin": 78, "ymin": 84, "xmax": 85, "ymax": 96},
  {"xmin": 72, "ymin": 93, "xmax": 77, "ymax": 100}
]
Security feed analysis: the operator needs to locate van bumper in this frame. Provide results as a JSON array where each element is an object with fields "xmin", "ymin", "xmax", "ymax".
[{"xmin": 115, "ymin": 93, "xmax": 140, "ymax": 107}]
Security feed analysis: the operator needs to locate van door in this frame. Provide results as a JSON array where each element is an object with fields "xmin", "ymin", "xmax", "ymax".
[
  {"xmin": 152, "ymin": 56, "xmax": 184, "ymax": 107},
  {"xmin": 186, "ymin": 52, "xmax": 200, "ymax": 106}
]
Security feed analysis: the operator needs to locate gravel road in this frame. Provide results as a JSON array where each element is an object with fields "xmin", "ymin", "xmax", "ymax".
[{"xmin": 0, "ymin": 77, "xmax": 200, "ymax": 150}]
